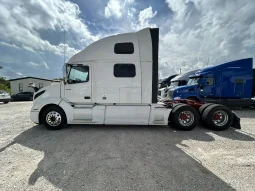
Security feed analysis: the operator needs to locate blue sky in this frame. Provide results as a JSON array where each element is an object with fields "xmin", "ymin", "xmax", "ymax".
[{"xmin": 0, "ymin": 0, "xmax": 254, "ymax": 79}]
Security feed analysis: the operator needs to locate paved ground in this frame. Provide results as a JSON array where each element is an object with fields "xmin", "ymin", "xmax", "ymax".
[{"xmin": 0, "ymin": 102, "xmax": 255, "ymax": 191}]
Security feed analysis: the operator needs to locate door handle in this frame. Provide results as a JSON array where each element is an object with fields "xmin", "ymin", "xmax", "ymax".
[
  {"xmin": 84, "ymin": 96, "xmax": 90, "ymax": 99},
  {"xmin": 66, "ymin": 89, "xmax": 71, "ymax": 90}
]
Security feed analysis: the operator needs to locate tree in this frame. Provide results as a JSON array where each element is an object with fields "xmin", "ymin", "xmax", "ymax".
[{"xmin": 0, "ymin": 77, "xmax": 10, "ymax": 93}]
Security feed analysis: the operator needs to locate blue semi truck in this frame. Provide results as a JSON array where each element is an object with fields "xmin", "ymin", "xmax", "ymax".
[{"xmin": 168, "ymin": 58, "xmax": 255, "ymax": 107}]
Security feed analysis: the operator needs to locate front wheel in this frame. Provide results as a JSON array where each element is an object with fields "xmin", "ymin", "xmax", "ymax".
[
  {"xmin": 3, "ymin": 101, "xmax": 9, "ymax": 104},
  {"xmin": 41, "ymin": 106, "xmax": 67, "ymax": 130}
]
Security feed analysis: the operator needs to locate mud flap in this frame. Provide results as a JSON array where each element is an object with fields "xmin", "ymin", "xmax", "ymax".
[{"xmin": 231, "ymin": 111, "xmax": 241, "ymax": 129}]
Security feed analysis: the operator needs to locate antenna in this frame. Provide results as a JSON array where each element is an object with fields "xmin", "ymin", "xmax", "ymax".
[{"xmin": 64, "ymin": 28, "xmax": 66, "ymax": 64}]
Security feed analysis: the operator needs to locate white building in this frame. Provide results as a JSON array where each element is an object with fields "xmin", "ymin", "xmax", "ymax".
[{"xmin": 9, "ymin": 77, "xmax": 55, "ymax": 95}]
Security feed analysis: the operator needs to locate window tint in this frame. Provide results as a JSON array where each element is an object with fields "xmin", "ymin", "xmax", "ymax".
[
  {"xmin": 68, "ymin": 65, "xmax": 89, "ymax": 83},
  {"xmin": 114, "ymin": 43, "xmax": 134, "ymax": 54},
  {"xmin": 206, "ymin": 78, "xmax": 214, "ymax": 86},
  {"xmin": 114, "ymin": 64, "xmax": 136, "ymax": 78},
  {"xmin": 19, "ymin": 83, "xmax": 23, "ymax": 92}
]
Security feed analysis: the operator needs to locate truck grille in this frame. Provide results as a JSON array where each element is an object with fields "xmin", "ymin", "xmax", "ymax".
[{"xmin": 168, "ymin": 90, "xmax": 173, "ymax": 99}]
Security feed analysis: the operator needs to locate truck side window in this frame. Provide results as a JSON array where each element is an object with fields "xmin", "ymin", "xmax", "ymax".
[
  {"xmin": 114, "ymin": 64, "xmax": 136, "ymax": 77},
  {"xmin": 114, "ymin": 43, "xmax": 134, "ymax": 54},
  {"xmin": 68, "ymin": 65, "xmax": 89, "ymax": 83},
  {"xmin": 206, "ymin": 77, "xmax": 214, "ymax": 86}
]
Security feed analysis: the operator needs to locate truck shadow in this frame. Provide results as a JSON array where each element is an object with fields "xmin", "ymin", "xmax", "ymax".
[{"xmin": 1, "ymin": 124, "xmax": 254, "ymax": 190}]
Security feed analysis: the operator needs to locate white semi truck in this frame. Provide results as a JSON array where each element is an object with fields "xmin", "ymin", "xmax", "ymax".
[{"xmin": 30, "ymin": 28, "xmax": 239, "ymax": 131}]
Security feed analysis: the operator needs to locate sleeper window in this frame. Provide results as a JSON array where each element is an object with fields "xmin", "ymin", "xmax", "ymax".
[
  {"xmin": 114, "ymin": 43, "xmax": 134, "ymax": 54},
  {"xmin": 114, "ymin": 64, "xmax": 136, "ymax": 78},
  {"xmin": 68, "ymin": 65, "xmax": 89, "ymax": 83},
  {"xmin": 235, "ymin": 79, "xmax": 243, "ymax": 84}
]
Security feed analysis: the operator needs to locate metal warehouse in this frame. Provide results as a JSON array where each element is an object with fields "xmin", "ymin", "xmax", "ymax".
[{"xmin": 9, "ymin": 77, "xmax": 54, "ymax": 95}]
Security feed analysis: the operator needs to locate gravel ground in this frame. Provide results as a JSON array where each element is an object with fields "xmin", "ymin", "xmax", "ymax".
[{"xmin": 0, "ymin": 102, "xmax": 255, "ymax": 191}]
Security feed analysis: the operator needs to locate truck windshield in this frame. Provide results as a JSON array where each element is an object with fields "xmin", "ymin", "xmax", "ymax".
[
  {"xmin": 187, "ymin": 78, "xmax": 201, "ymax": 85},
  {"xmin": 169, "ymin": 81, "xmax": 179, "ymax": 88}
]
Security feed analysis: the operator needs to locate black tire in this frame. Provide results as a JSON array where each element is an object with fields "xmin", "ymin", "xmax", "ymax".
[
  {"xmin": 168, "ymin": 103, "xmax": 185, "ymax": 124},
  {"xmin": 41, "ymin": 106, "xmax": 67, "ymax": 130},
  {"xmin": 199, "ymin": 103, "xmax": 215, "ymax": 115},
  {"xmin": 202, "ymin": 104, "xmax": 233, "ymax": 131},
  {"xmin": 169, "ymin": 104, "xmax": 200, "ymax": 131},
  {"xmin": 3, "ymin": 101, "xmax": 9, "ymax": 104},
  {"xmin": 199, "ymin": 103, "xmax": 215, "ymax": 126}
]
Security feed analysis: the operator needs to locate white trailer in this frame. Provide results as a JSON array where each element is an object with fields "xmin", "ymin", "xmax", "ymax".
[{"xmin": 30, "ymin": 28, "xmax": 238, "ymax": 131}]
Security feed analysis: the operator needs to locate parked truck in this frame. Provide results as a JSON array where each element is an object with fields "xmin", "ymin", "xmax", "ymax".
[
  {"xmin": 30, "ymin": 28, "xmax": 240, "ymax": 131},
  {"xmin": 158, "ymin": 74, "xmax": 178, "ymax": 98},
  {"xmin": 167, "ymin": 58, "xmax": 254, "ymax": 107},
  {"xmin": 159, "ymin": 69, "xmax": 199, "ymax": 100}
]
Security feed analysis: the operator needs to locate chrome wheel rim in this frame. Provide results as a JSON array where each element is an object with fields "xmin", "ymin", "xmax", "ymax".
[
  {"xmin": 46, "ymin": 111, "xmax": 62, "ymax": 126},
  {"xmin": 212, "ymin": 110, "xmax": 228, "ymax": 126},
  {"xmin": 178, "ymin": 111, "xmax": 194, "ymax": 126}
]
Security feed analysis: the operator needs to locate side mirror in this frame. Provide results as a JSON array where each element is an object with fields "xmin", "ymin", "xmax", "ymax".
[{"xmin": 63, "ymin": 77, "xmax": 67, "ymax": 84}]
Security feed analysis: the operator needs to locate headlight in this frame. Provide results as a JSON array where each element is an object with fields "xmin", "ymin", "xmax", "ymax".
[{"xmin": 174, "ymin": 97, "xmax": 181, "ymax": 100}]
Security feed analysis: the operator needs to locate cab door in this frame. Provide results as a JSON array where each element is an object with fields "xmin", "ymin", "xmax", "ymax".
[
  {"xmin": 200, "ymin": 76, "xmax": 216, "ymax": 98},
  {"xmin": 64, "ymin": 64, "xmax": 92, "ymax": 103}
]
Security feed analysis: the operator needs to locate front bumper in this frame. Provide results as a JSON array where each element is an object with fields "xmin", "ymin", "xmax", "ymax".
[
  {"xmin": 30, "ymin": 111, "xmax": 39, "ymax": 124},
  {"xmin": 0, "ymin": 98, "xmax": 11, "ymax": 102}
]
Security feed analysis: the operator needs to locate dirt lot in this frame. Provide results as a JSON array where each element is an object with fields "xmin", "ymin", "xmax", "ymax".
[{"xmin": 0, "ymin": 102, "xmax": 255, "ymax": 191}]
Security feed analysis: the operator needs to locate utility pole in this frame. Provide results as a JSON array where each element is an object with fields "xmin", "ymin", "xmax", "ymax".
[
  {"xmin": 180, "ymin": 68, "xmax": 181, "ymax": 74},
  {"xmin": 207, "ymin": 57, "xmax": 209, "ymax": 67}
]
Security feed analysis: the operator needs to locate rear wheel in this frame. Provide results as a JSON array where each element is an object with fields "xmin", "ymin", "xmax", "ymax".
[
  {"xmin": 169, "ymin": 104, "xmax": 200, "ymax": 131},
  {"xmin": 168, "ymin": 103, "xmax": 184, "ymax": 124},
  {"xmin": 199, "ymin": 103, "xmax": 214, "ymax": 115},
  {"xmin": 202, "ymin": 104, "xmax": 233, "ymax": 131},
  {"xmin": 3, "ymin": 101, "xmax": 9, "ymax": 104},
  {"xmin": 41, "ymin": 106, "xmax": 67, "ymax": 130},
  {"xmin": 199, "ymin": 103, "xmax": 214, "ymax": 126}
]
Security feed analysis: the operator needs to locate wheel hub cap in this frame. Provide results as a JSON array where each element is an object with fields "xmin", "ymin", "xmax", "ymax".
[
  {"xmin": 178, "ymin": 111, "xmax": 194, "ymax": 126},
  {"xmin": 212, "ymin": 110, "xmax": 228, "ymax": 126},
  {"xmin": 46, "ymin": 111, "xmax": 61, "ymax": 126}
]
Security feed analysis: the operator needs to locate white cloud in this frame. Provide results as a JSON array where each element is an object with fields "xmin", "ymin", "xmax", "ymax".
[
  {"xmin": 138, "ymin": 6, "xmax": 157, "ymax": 29},
  {"xmin": 27, "ymin": 61, "xmax": 49, "ymax": 70},
  {"xmin": 159, "ymin": 0, "xmax": 255, "ymax": 77},
  {"xmin": 0, "ymin": 0, "xmax": 97, "ymax": 58},
  {"xmin": 16, "ymin": 72, "xmax": 23, "ymax": 76},
  {"xmin": 104, "ymin": 0, "xmax": 122, "ymax": 19},
  {"xmin": 0, "ymin": 42, "xmax": 21, "ymax": 49}
]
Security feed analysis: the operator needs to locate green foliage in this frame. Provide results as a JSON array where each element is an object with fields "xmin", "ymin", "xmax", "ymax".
[{"xmin": 0, "ymin": 77, "xmax": 10, "ymax": 93}]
